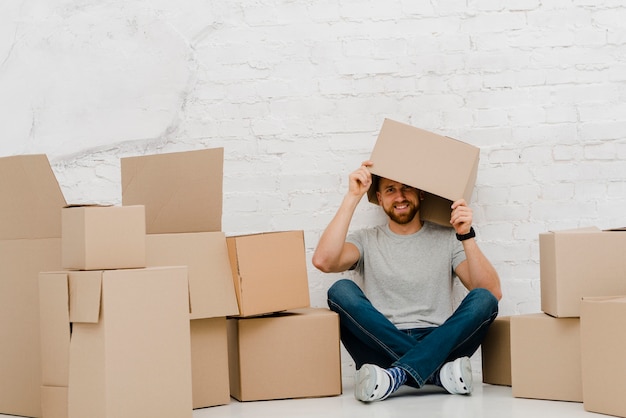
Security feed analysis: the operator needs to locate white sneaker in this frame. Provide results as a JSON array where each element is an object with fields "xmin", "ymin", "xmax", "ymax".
[
  {"xmin": 354, "ymin": 364, "xmax": 392, "ymax": 402},
  {"xmin": 439, "ymin": 357, "xmax": 473, "ymax": 395}
]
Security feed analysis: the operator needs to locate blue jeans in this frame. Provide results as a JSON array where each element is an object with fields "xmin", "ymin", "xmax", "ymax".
[{"xmin": 327, "ymin": 279, "xmax": 498, "ymax": 387}]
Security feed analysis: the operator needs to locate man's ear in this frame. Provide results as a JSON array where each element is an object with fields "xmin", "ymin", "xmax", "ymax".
[
  {"xmin": 419, "ymin": 190, "xmax": 425, "ymax": 200},
  {"xmin": 376, "ymin": 191, "xmax": 383, "ymax": 205}
]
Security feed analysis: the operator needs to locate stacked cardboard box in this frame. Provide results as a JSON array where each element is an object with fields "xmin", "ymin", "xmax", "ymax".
[
  {"xmin": 482, "ymin": 227, "xmax": 626, "ymax": 415},
  {"xmin": 121, "ymin": 148, "xmax": 342, "ymax": 404},
  {"xmin": 121, "ymin": 148, "xmax": 239, "ymax": 409},
  {"xmin": 0, "ymin": 155, "xmax": 66, "ymax": 418},
  {"xmin": 39, "ymin": 205, "xmax": 194, "ymax": 418}
]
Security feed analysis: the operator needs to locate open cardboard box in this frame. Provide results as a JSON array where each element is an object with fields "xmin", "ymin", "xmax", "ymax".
[
  {"xmin": 0, "ymin": 154, "xmax": 67, "ymax": 417},
  {"xmin": 146, "ymin": 231, "xmax": 240, "ymax": 409},
  {"xmin": 39, "ymin": 267, "xmax": 193, "ymax": 418},
  {"xmin": 367, "ymin": 119, "xmax": 480, "ymax": 227},
  {"xmin": 540, "ymin": 226, "xmax": 626, "ymax": 317}
]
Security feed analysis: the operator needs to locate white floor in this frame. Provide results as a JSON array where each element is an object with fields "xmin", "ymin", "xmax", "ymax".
[
  {"xmin": 0, "ymin": 377, "xmax": 598, "ymax": 418},
  {"xmin": 192, "ymin": 378, "xmax": 595, "ymax": 418}
]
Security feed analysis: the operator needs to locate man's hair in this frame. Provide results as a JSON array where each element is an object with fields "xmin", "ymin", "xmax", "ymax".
[{"xmin": 371, "ymin": 174, "xmax": 381, "ymax": 192}]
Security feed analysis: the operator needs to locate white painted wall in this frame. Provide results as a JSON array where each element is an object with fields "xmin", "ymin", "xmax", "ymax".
[{"xmin": 3, "ymin": 0, "xmax": 626, "ymax": 375}]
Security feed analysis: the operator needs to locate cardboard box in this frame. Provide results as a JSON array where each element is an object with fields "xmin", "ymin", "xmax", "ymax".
[
  {"xmin": 540, "ymin": 227, "xmax": 626, "ymax": 317},
  {"xmin": 145, "ymin": 232, "xmax": 239, "ymax": 319},
  {"xmin": 481, "ymin": 316, "xmax": 511, "ymax": 386},
  {"xmin": 510, "ymin": 313, "xmax": 582, "ymax": 402},
  {"xmin": 580, "ymin": 296, "xmax": 626, "ymax": 417},
  {"xmin": 190, "ymin": 318, "xmax": 230, "ymax": 409},
  {"xmin": 39, "ymin": 267, "xmax": 193, "ymax": 418},
  {"xmin": 0, "ymin": 154, "xmax": 66, "ymax": 418},
  {"xmin": 367, "ymin": 119, "xmax": 480, "ymax": 227},
  {"xmin": 62, "ymin": 205, "xmax": 146, "ymax": 271},
  {"xmin": 121, "ymin": 148, "xmax": 223, "ymax": 234},
  {"xmin": 227, "ymin": 308, "xmax": 342, "ymax": 401},
  {"xmin": 226, "ymin": 231, "xmax": 310, "ymax": 317}
]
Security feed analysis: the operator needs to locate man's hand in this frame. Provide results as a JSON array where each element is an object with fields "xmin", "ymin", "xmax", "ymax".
[
  {"xmin": 450, "ymin": 199, "xmax": 473, "ymax": 235},
  {"xmin": 348, "ymin": 160, "xmax": 374, "ymax": 198}
]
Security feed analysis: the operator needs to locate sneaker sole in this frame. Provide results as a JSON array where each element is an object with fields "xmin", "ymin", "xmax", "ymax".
[{"xmin": 355, "ymin": 364, "xmax": 389, "ymax": 402}]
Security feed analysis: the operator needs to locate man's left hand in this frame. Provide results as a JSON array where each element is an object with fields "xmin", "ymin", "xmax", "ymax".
[{"xmin": 450, "ymin": 199, "xmax": 472, "ymax": 235}]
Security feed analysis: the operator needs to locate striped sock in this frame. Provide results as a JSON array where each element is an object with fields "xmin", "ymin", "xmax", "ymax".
[{"xmin": 385, "ymin": 366, "xmax": 408, "ymax": 395}]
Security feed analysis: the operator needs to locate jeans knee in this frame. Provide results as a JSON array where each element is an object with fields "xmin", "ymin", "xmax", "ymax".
[
  {"xmin": 327, "ymin": 279, "xmax": 361, "ymax": 310},
  {"xmin": 467, "ymin": 288, "xmax": 499, "ymax": 320}
]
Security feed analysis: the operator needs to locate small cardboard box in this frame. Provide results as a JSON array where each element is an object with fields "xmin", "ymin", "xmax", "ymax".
[
  {"xmin": 580, "ymin": 296, "xmax": 626, "ymax": 417},
  {"xmin": 39, "ymin": 267, "xmax": 193, "ymax": 418},
  {"xmin": 226, "ymin": 231, "xmax": 310, "ymax": 317},
  {"xmin": 61, "ymin": 205, "xmax": 146, "ymax": 271},
  {"xmin": 145, "ymin": 232, "xmax": 239, "ymax": 319},
  {"xmin": 121, "ymin": 148, "xmax": 223, "ymax": 234},
  {"xmin": 367, "ymin": 119, "xmax": 480, "ymax": 227},
  {"xmin": 190, "ymin": 318, "xmax": 230, "ymax": 409},
  {"xmin": 540, "ymin": 227, "xmax": 626, "ymax": 317},
  {"xmin": 510, "ymin": 313, "xmax": 582, "ymax": 402},
  {"xmin": 227, "ymin": 308, "xmax": 342, "ymax": 401},
  {"xmin": 481, "ymin": 316, "xmax": 511, "ymax": 386},
  {"xmin": 0, "ymin": 154, "xmax": 66, "ymax": 418}
]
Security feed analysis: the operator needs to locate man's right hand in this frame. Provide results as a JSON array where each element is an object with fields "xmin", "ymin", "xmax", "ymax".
[{"xmin": 349, "ymin": 160, "xmax": 374, "ymax": 198}]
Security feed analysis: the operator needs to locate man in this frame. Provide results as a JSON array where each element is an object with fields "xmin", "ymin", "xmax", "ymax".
[{"xmin": 312, "ymin": 160, "xmax": 501, "ymax": 402}]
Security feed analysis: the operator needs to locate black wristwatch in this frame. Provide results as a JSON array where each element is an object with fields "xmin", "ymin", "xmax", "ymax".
[{"xmin": 456, "ymin": 227, "xmax": 476, "ymax": 241}]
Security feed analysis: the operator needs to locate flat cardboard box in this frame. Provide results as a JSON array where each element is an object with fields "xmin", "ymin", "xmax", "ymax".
[
  {"xmin": 540, "ymin": 226, "xmax": 626, "ymax": 317},
  {"xmin": 191, "ymin": 318, "xmax": 231, "ymax": 409},
  {"xmin": 226, "ymin": 231, "xmax": 310, "ymax": 317},
  {"xmin": 481, "ymin": 316, "xmax": 511, "ymax": 386},
  {"xmin": 121, "ymin": 148, "xmax": 223, "ymax": 234},
  {"xmin": 227, "ymin": 308, "xmax": 342, "ymax": 401},
  {"xmin": 510, "ymin": 313, "xmax": 582, "ymax": 402},
  {"xmin": 146, "ymin": 232, "xmax": 239, "ymax": 319},
  {"xmin": 62, "ymin": 205, "xmax": 146, "ymax": 271},
  {"xmin": 39, "ymin": 267, "xmax": 193, "ymax": 418},
  {"xmin": 0, "ymin": 153, "xmax": 66, "ymax": 418},
  {"xmin": 367, "ymin": 119, "xmax": 480, "ymax": 227},
  {"xmin": 580, "ymin": 296, "xmax": 626, "ymax": 417}
]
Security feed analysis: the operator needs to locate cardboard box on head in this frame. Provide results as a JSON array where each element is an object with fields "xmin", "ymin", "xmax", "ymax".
[{"xmin": 367, "ymin": 119, "xmax": 480, "ymax": 227}]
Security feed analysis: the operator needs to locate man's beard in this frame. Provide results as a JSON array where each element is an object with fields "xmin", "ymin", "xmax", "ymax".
[{"xmin": 383, "ymin": 200, "xmax": 419, "ymax": 225}]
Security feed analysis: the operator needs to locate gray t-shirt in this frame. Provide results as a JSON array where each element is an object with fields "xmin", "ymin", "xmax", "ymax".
[{"xmin": 346, "ymin": 221, "xmax": 467, "ymax": 329}]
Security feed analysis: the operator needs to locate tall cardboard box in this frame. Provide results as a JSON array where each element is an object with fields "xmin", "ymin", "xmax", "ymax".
[
  {"xmin": 540, "ymin": 227, "xmax": 626, "ymax": 317},
  {"xmin": 367, "ymin": 119, "xmax": 480, "ymax": 227},
  {"xmin": 146, "ymin": 232, "xmax": 239, "ymax": 408},
  {"xmin": 62, "ymin": 205, "xmax": 146, "ymax": 270},
  {"xmin": 0, "ymin": 154, "xmax": 66, "ymax": 417},
  {"xmin": 40, "ymin": 267, "xmax": 193, "ymax": 418},
  {"xmin": 121, "ymin": 148, "xmax": 223, "ymax": 234},
  {"xmin": 227, "ymin": 308, "xmax": 342, "ymax": 401},
  {"xmin": 580, "ymin": 296, "xmax": 626, "ymax": 417},
  {"xmin": 510, "ymin": 313, "xmax": 582, "ymax": 402},
  {"xmin": 227, "ymin": 231, "xmax": 311, "ymax": 317},
  {"xmin": 481, "ymin": 316, "xmax": 511, "ymax": 386}
]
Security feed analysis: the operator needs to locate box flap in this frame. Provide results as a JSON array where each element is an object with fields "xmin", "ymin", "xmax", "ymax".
[
  {"xmin": 121, "ymin": 148, "xmax": 223, "ymax": 234},
  {"xmin": 0, "ymin": 154, "xmax": 67, "ymax": 239},
  {"xmin": 146, "ymin": 232, "xmax": 239, "ymax": 319},
  {"xmin": 367, "ymin": 119, "xmax": 479, "ymax": 227},
  {"xmin": 68, "ymin": 271, "xmax": 102, "ymax": 323}
]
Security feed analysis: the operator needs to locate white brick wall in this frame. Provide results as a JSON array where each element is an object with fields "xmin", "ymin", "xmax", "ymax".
[{"xmin": 2, "ymin": 1, "xmax": 626, "ymax": 375}]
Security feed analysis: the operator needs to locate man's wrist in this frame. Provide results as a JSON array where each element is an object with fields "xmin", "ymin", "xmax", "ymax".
[{"xmin": 456, "ymin": 226, "xmax": 476, "ymax": 241}]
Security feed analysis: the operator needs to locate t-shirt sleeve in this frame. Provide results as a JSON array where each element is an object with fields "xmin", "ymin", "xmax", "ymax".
[{"xmin": 346, "ymin": 230, "xmax": 364, "ymax": 272}]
